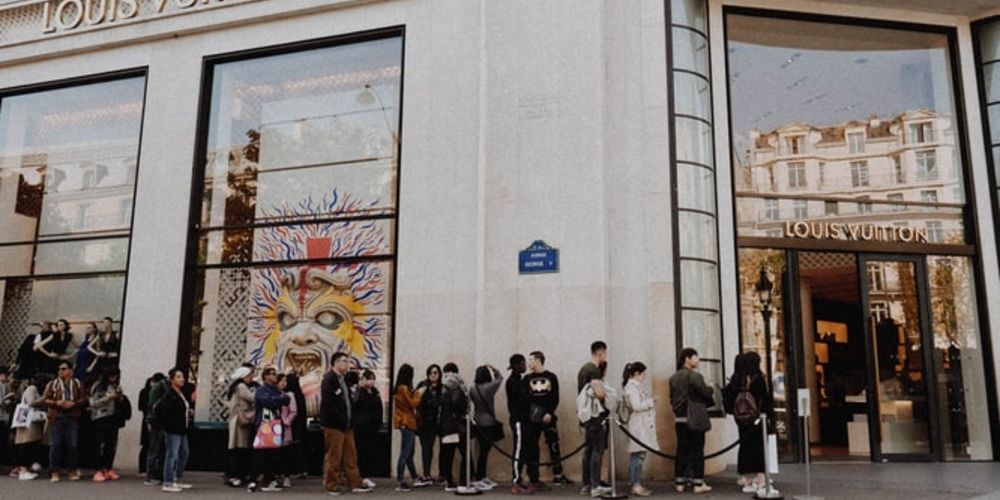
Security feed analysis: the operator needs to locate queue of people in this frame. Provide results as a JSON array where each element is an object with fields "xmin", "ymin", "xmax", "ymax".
[{"xmin": 0, "ymin": 337, "xmax": 775, "ymax": 498}]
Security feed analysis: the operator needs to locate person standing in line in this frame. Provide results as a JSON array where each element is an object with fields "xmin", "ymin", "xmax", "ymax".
[
  {"xmin": 13, "ymin": 374, "xmax": 49, "ymax": 480},
  {"xmin": 415, "ymin": 364, "xmax": 442, "ymax": 486},
  {"xmin": 732, "ymin": 352, "xmax": 773, "ymax": 494},
  {"xmin": 89, "ymin": 368, "xmax": 124, "ymax": 482},
  {"xmin": 392, "ymin": 364, "xmax": 424, "ymax": 492},
  {"xmin": 225, "ymin": 365, "xmax": 255, "ymax": 487},
  {"xmin": 41, "ymin": 360, "xmax": 86, "ymax": 482},
  {"xmin": 95, "ymin": 317, "xmax": 121, "ymax": 374},
  {"xmin": 321, "ymin": 352, "xmax": 372, "ymax": 495},
  {"xmin": 156, "ymin": 368, "xmax": 193, "ymax": 493},
  {"xmin": 622, "ymin": 362, "xmax": 656, "ymax": 497},
  {"xmin": 138, "ymin": 376, "xmax": 153, "ymax": 474},
  {"xmin": 524, "ymin": 351, "xmax": 572, "ymax": 489},
  {"xmin": 283, "ymin": 374, "xmax": 308, "ymax": 481},
  {"xmin": 275, "ymin": 373, "xmax": 297, "ymax": 488},
  {"xmin": 506, "ymin": 354, "xmax": 531, "ymax": 495},
  {"xmin": 354, "ymin": 369, "xmax": 383, "ymax": 487},
  {"xmin": 469, "ymin": 364, "xmax": 503, "ymax": 492},
  {"xmin": 669, "ymin": 348, "xmax": 714, "ymax": 494},
  {"xmin": 247, "ymin": 366, "xmax": 290, "ymax": 492},
  {"xmin": 577, "ymin": 341, "xmax": 610, "ymax": 498},
  {"xmin": 437, "ymin": 363, "xmax": 470, "ymax": 492},
  {"xmin": 144, "ymin": 372, "xmax": 168, "ymax": 486}
]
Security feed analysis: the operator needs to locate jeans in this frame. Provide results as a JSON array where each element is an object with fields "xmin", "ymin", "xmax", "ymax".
[
  {"xmin": 581, "ymin": 418, "xmax": 607, "ymax": 488},
  {"xmin": 162, "ymin": 432, "xmax": 190, "ymax": 485},
  {"xmin": 418, "ymin": 428, "xmax": 436, "ymax": 478},
  {"xmin": 474, "ymin": 427, "xmax": 492, "ymax": 481},
  {"xmin": 674, "ymin": 423, "xmax": 706, "ymax": 485},
  {"xmin": 397, "ymin": 428, "xmax": 418, "ymax": 482},
  {"xmin": 146, "ymin": 426, "xmax": 165, "ymax": 481},
  {"xmin": 629, "ymin": 452, "xmax": 645, "ymax": 485},
  {"xmin": 49, "ymin": 415, "xmax": 79, "ymax": 472},
  {"xmin": 93, "ymin": 418, "xmax": 120, "ymax": 470}
]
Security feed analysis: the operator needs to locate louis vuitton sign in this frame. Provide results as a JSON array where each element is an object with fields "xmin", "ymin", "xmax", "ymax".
[
  {"xmin": 784, "ymin": 221, "xmax": 929, "ymax": 244},
  {"xmin": 40, "ymin": 0, "xmax": 226, "ymax": 33}
]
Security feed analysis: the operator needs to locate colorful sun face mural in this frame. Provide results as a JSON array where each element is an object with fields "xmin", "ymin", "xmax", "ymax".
[{"xmin": 245, "ymin": 192, "xmax": 392, "ymax": 416}]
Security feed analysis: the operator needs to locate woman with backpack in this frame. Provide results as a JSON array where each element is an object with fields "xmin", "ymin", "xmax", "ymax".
[
  {"xmin": 622, "ymin": 362, "xmax": 655, "ymax": 497},
  {"xmin": 729, "ymin": 352, "xmax": 773, "ymax": 494}
]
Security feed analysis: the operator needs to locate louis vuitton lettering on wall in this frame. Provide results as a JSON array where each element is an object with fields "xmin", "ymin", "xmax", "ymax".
[{"xmin": 41, "ymin": 0, "xmax": 226, "ymax": 34}]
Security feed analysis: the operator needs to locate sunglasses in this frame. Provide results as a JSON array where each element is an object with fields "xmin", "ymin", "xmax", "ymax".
[{"xmin": 58, "ymin": 367, "xmax": 70, "ymax": 371}]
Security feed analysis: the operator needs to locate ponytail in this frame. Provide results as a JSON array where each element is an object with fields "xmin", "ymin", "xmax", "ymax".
[{"xmin": 621, "ymin": 363, "xmax": 633, "ymax": 388}]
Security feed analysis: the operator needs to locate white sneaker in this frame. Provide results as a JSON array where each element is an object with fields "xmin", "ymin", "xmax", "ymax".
[
  {"xmin": 162, "ymin": 484, "xmax": 183, "ymax": 493},
  {"xmin": 18, "ymin": 471, "xmax": 38, "ymax": 481},
  {"xmin": 362, "ymin": 478, "xmax": 376, "ymax": 489},
  {"xmin": 174, "ymin": 482, "xmax": 193, "ymax": 489},
  {"xmin": 260, "ymin": 481, "xmax": 284, "ymax": 492},
  {"xmin": 282, "ymin": 477, "xmax": 292, "ymax": 488},
  {"xmin": 31, "ymin": 463, "xmax": 42, "ymax": 473},
  {"xmin": 743, "ymin": 484, "xmax": 760, "ymax": 493},
  {"xmin": 483, "ymin": 478, "xmax": 498, "ymax": 487}
]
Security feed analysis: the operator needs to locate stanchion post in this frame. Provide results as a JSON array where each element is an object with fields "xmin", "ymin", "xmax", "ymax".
[
  {"xmin": 794, "ymin": 410, "xmax": 823, "ymax": 500},
  {"xmin": 755, "ymin": 413, "xmax": 783, "ymax": 500},
  {"xmin": 602, "ymin": 415, "xmax": 628, "ymax": 499},
  {"xmin": 455, "ymin": 399, "xmax": 482, "ymax": 496}
]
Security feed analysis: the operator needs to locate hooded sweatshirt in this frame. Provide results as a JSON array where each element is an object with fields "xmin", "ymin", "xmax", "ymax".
[{"xmin": 438, "ymin": 372, "xmax": 468, "ymax": 437}]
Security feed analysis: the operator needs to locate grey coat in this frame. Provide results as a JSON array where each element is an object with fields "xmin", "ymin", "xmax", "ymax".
[
  {"xmin": 470, "ymin": 367, "xmax": 503, "ymax": 427},
  {"xmin": 227, "ymin": 383, "xmax": 255, "ymax": 449}
]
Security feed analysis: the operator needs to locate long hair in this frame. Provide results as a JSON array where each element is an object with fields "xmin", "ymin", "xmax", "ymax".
[
  {"xmin": 730, "ymin": 352, "xmax": 747, "ymax": 383},
  {"xmin": 741, "ymin": 351, "xmax": 764, "ymax": 385},
  {"xmin": 395, "ymin": 364, "xmax": 415, "ymax": 393},
  {"xmin": 621, "ymin": 361, "xmax": 647, "ymax": 388},
  {"xmin": 474, "ymin": 365, "xmax": 492, "ymax": 385},
  {"xmin": 285, "ymin": 373, "xmax": 304, "ymax": 398},
  {"xmin": 425, "ymin": 364, "xmax": 442, "ymax": 386}
]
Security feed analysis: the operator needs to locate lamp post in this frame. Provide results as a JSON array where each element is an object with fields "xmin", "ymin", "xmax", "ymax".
[{"xmin": 755, "ymin": 266, "xmax": 775, "ymax": 392}]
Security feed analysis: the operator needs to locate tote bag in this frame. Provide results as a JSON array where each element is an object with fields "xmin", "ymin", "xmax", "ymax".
[
  {"xmin": 10, "ymin": 403, "xmax": 31, "ymax": 429},
  {"xmin": 686, "ymin": 400, "xmax": 712, "ymax": 432},
  {"xmin": 252, "ymin": 408, "xmax": 284, "ymax": 449}
]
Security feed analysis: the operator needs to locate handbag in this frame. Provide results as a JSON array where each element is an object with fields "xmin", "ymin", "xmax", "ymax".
[
  {"xmin": 686, "ymin": 399, "xmax": 712, "ymax": 432},
  {"xmin": 252, "ymin": 408, "xmax": 284, "ymax": 449},
  {"xmin": 30, "ymin": 406, "xmax": 47, "ymax": 423},
  {"xmin": 11, "ymin": 403, "xmax": 31, "ymax": 429}
]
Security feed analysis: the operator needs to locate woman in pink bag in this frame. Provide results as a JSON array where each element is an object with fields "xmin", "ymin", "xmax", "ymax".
[{"xmin": 248, "ymin": 366, "xmax": 290, "ymax": 493}]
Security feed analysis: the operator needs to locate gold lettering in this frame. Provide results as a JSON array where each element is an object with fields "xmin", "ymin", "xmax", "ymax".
[
  {"xmin": 84, "ymin": 0, "xmax": 107, "ymax": 25},
  {"xmin": 42, "ymin": 1, "xmax": 57, "ymax": 33},
  {"xmin": 847, "ymin": 224, "xmax": 861, "ymax": 240},
  {"xmin": 830, "ymin": 224, "xmax": 843, "ymax": 239},
  {"xmin": 55, "ymin": 0, "xmax": 85, "ymax": 30},
  {"xmin": 899, "ymin": 227, "xmax": 913, "ymax": 243},
  {"xmin": 914, "ymin": 228, "xmax": 929, "ymax": 244},
  {"xmin": 793, "ymin": 221, "xmax": 810, "ymax": 239},
  {"xmin": 860, "ymin": 225, "xmax": 875, "ymax": 241},
  {"xmin": 809, "ymin": 223, "xmax": 824, "ymax": 239},
  {"xmin": 784, "ymin": 221, "xmax": 793, "ymax": 238}
]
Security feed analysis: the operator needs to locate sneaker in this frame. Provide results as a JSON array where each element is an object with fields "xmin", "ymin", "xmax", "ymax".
[
  {"xmin": 247, "ymin": 482, "xmax": 258, "ymax": 492},
  {"xmin": 473, "ymin": 480, "xmax": 494, "ymax": 491},
  {"xmin": 226, "ymin": 478, "xmax": 243, "ymax": 487},
  {"xmin": 674, "ymin": 483, "xmax": 686, "ymax": 493},
  {"xmin": 362, "ymin": 478, "xmax": 376, "ymax": 489},
  {"xmin": 743, "ymin": 483, "xmax": 760, "ymax": 493},
  {"xmin": 737, "ymin": 475, "xmax": 748, "ymax": 487},
  {"xmin": 162, "ymin": 484, "xmax": 183, "ymax": 493},
  {"xmin": 18, "ymin": 470, "xmax": 38, "ymax": 481},
  {"xmin": 529, "ymin": 481, "xmax": 550, "ymax": 492},
  {"xmin": 145, "ymin": 479, "xmax": 163, "ymax": 486},
  {"xmin": 50, "ymin": 472, "xmax": 61, "ymax": 483},
  {"xmin": 107, "ymin": 470, "xmax": 121, "ymax": 481},
  {"xmin": 631, "ymin": 485, "xmax": 652, "ymax": 497},
  {"xmin": 396, "ymin": 483, "xmax": 412, "ymax": 492},
  {"xmin": 483, "ymin": 478, "xmax": 498, "ymax": 487},
  {"xmin": 444, "ymin": 483, "xmax": 458, "ymax": 492},
  {"xmin": 31, "ymin": 463, "xmax": 42, "ymax": 473},
  {"xmin": 413, "ymin": 477, "xmax": 433, "ymax": 488},
  {"xmin": 282, "ymin": 477, "xmax": 292, "ymax": 488},
  {"xmin": 9, "ymin": 466, "xmax": 22, "ymax": 477},
  {"xmin": 174, "ymin": 482, "xmax": 193, "ymax": 489},
  {"xmin": 350, "ymin": 486, "xmax": 373, "ymax": 494},
  {"xmin": 511, "ymin": 483, "xmax": 534, "ymax": 495},
  {"xmin": 68, "ymin": 471, "xmax": 81, "ymax": 481},
  {"xmin": 692, "ymin": 483, "xmax": 712, "ymax": 494},
  {"xmin": 260, "ymin": 481, "xmax": 284, "ymax": 492},
  {"xmin": 591, "ymin": 486, "xmax": 611, "ymax": 498},
  {"xmin": 93, "ymin": 470, "xmax": 107, "ymax": 482},
  {"xmin": 553, "ymin": 475, "xmax": 574, "ymax": 486},
  {"xmin": 580, "ymin": 485, "xmax": 591, "ymax": 496}
]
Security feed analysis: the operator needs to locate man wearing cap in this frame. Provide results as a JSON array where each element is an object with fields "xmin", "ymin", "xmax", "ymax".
[{"xmin": 506, "ymin": 354, "xmax": 532, "ymax": 495}]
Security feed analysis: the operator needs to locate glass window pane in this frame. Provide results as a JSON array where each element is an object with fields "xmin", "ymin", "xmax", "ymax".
[
  {"xmin": 678, "ymin": 211, "xmax": 718, "ymax": 261},
  {"xmin": 25, "ymin": 275, "xmax": 125, "ymax": 327},
  {"xmin": 984, "ymin": 63, "xmax": 1000, "ymax": 103},
  {"xmin": 199, "ymin": 220, "xmax": 395, "ymax": 265},
  {"xmin": 256, "ymin": 160, "xmax": 396, "ymax": 222},
  {"xmin": 33, "ymin": 238, "xmax": 129, "ymax": 275},
  {"xmin": 680, "ymin": 259, "xmax": 719, "ymax": 309},
  {"xmin": 676, "ymin": 163, "xmax": 716, "ymax": 212},
  {"xmin": 927, "ymin": 256, "xmax": 993, "ymax": 460},
  {"xmin": 989, "ymin": 104, "xmax": 1000, "ymax": 145},
  {"xmin": 673, "ymin": 28, "xmax": 710, "ymax": 77},
  {"xmin": 670, "ymin": 0, "xmax": 707, "ymax": 33},
  {"xmin": 978, "ymin": 21, "xmax": 1000, "ymax": 62},
  {"xmin": 675, "ymin": 116, "xmax": 714, "ymax": 166},
  {"xmin": 0, "ymin": 245, "xmax": 34, "ymax": 277},
  {"xmin": 674, "ymin": 72, "xmax": 712, "ymax": 122}
]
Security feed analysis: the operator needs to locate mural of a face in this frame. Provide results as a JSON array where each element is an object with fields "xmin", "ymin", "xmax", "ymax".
[{"xmin": 265, "ymin": 267, "xmax": 367, "ymax": 415}]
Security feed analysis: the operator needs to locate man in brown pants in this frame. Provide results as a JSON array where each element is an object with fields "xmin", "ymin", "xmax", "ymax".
[{"xmin": 321, "ymin": 352, "xmax": 372, "ymax": 495}]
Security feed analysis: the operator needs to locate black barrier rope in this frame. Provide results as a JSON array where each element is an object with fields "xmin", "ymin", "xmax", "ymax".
[
  {"xmin": 613, "ymin": 418, "xmax": 741, "ymax": 460},
  {"xmin": 470, "ymin": 420, "xmax": 589, "ymax": 467}
]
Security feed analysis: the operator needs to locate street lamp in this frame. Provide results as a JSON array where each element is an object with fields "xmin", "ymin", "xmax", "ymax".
[{"xmin": 755, "ymin": 266, "xmax": 775, "ymax": 391}]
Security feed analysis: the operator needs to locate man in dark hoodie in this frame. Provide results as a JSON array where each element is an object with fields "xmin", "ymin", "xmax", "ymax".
[
  {"xmin": 321, "ymin": 353, "xmax": 372, "ymax": 495},
  {"xmin": 248, "ymin": 366, "xmax": 290, "ymax": 492},
  {"xmin": 506, "ymin": 354, "xmax": 532, "ymax": 495},
  {"xmin": 437, "ymin": 363, "xmax": 470, "ymax": 491},
  {"xmin": 524, "ymin": 351, "xmax": 571, "ymax": 489}
]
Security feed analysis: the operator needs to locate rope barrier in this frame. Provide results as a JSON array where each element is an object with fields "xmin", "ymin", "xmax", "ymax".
[
  {"xmin": 613, "ymin": 418, "xmax": 741, "ymax": 460},
  {"xmin": 470, "ymin": 420, "xmax": 588, "ymax": 467}
]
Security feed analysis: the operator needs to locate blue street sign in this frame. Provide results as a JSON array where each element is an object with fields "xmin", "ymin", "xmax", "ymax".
[{"xmin": 519, "ymin": 240, "xmax": 559, "ymax": 274}]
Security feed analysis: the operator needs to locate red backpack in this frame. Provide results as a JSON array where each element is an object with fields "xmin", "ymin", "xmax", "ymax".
[{"xmin": 733, "ymin": 379, "xmax": 760, "ymax": 425}]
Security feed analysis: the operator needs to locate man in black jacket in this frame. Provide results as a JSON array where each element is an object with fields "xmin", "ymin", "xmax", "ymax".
[
  {"xmin": 506, "ymin": 354, "xmax": 532, "ymax": 495},
  {"xmin": 321, "ymin": 352, "xmax": 371, "ymax": 495},
  {"xmin": 524, "ymin": 351, "xmax": 571, "ymax": 488}
]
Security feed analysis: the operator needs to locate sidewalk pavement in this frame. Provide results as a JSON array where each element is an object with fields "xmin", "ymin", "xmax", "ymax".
[{"xmin": 2, "ymin": 463, "xmax": 999, "ymax": 500}]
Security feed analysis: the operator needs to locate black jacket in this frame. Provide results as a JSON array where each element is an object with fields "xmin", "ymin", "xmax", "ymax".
[
  {"xmin": 154, "ymin": 388, "xmax": 191, "ymax": 435},
  {"xmin": 320, "ymin": 371, "xmax": 352, "ymax": 431},
  {"xmin": 354, "ymin": 387, "xmax": 383, "ymax": 431},
  {"xmin": 506, "ymin": 373, "xmax": 529, "ymax": 423},
  {"xmin": 416, "ymin": 381, "xmax": 441, "ymax": 433},
  {"xmin": 437, "ymin": 374, "xmax": 468, "ymax": 437}
]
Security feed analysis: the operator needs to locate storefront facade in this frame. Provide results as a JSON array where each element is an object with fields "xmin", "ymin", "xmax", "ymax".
[{"xmin": 0, "ymin": 0, "xmax": 997, "ymax": 476}]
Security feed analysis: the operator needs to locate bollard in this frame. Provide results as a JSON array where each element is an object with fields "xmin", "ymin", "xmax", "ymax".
[
  {"xmin": 755, "ymin": 413, "xmax": 783, "ymax": 500},
  {"xmin": 794, "ymin": 412, "xmax": 822, "ymax": 500},
  {"xmin": 602, "ymin": 416, "xmax": 628, "ymax": 499},
  {"xmin": 455, "ymin": 400, "xmax": 482, "ymax": 496}
]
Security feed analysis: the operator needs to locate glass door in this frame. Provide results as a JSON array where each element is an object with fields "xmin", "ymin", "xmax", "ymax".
[{"xmin": 859, "ymin": 255, "xmax": 939, "ymax": 461}]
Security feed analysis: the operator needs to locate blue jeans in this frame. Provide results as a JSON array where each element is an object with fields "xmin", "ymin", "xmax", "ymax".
[
  {"xmin": 396, "ymin": 428, "xmax": 418, "ymax": 482},
  {"xmin": 49, "ymin": 415, "xmax": 79, "ymax": 472},
  {"xmin": 629, "ymin": 452, "xmax": 645, "ymax": 485},
  {"xmin": 146, "ymin": 426, "xmax": 165, "ymax": 480},
  {"xmin": 162, "ymin": 432, "xmax": 189, "ymax": 484}
]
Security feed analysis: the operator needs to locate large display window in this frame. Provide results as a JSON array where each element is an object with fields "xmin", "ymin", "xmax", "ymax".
[
  {"xmin": 0, "ymin": 75, "xmax": 145, "ymax": 380},
  {"xmin": 183, "ymin": 33, "xmax": 403, "ymax": 422}
]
